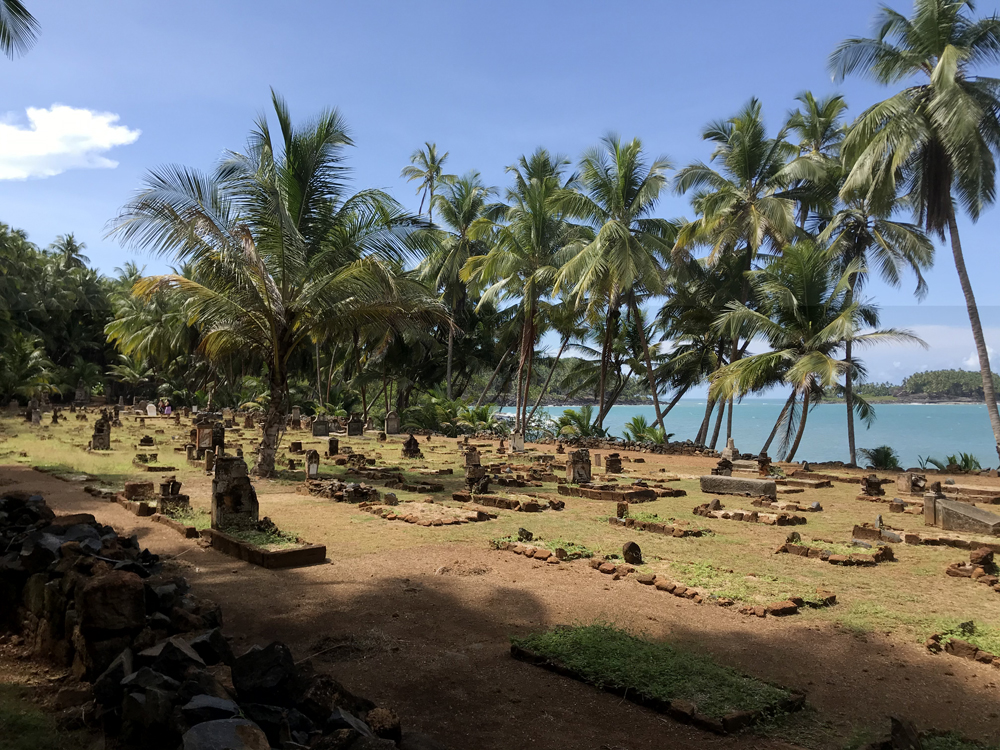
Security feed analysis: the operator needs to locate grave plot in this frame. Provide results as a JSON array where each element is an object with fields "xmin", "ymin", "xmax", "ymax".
[
  {"xmin": 693, "ymin": 499, "xmax": 807, "ymax": 525},
  {"xmin": 510, "ymin": 624, "xmax": 804, "ymax": 735},
  {"xmin": 751, "ymin": 497, "xmax": 822, "ymax": 513},
  {"xmin": 902, "ymin": 531, "xmax": 1000, "ymax": 550},
  {"xmin": 699, "ymin": 474, "xmax": 777, "ymax": 499},
  {"xmin": 132, "ymin": 452, "xmax": 177, "ymax": 472},
  {"xmin": 204, "ymin": 457, "xmax": 326, "ymax": 568},
  {"xmin": 925, "ymin": 621, "xmax": 1000, "ymax": 669},
  {"xmin": 855, "ymin": 474, "xmax": 895, "ymax": 501},
  {"xmin": 298, "ymin": 478, "xmax": 380, "ymax": 503},
  {"xmin": 384, "ymin": 477, "xmax": 446, "ymax": 493},
  {"xmin": 557, "ymin": 482, "xmax": 683, "ymax": 503},
  {"xmin": 451, "ymin": 489, "xmax": 564, "ymax": 512},
  {"xmin": 773, "ymin": 538, "xmax": 894, "ymax": 566},
  {"xmin": 492, "ymin": 535, "xmax": 591, "ymax": 563},
  {"xmin": 607, "ymin": 504, "xmax": 710, "ymax": 538},
  {"xmin": 358, "ymin": 500, "xmax": 495, "ymax": 526},
  {"xmin": 945, "ymin": 547, "xmax": 1000, "ymax": 595},
  {"xmin": 345, "ymin": 466, "xmax": 404, "ymax": 483}
]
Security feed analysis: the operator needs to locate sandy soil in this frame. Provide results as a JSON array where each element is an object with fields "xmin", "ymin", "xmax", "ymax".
[{"xmin": 3, "ymin": 457, "xmax": 1000, "ymax": 750}]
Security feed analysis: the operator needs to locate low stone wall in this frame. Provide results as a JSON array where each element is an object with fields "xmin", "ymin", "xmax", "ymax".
[
  {"xmin": 199, "ymin": 528, "xmax": 327, "ymax": 569},
  {"xmin": 607, "ymin": 516, "xmax": 708, "ymax": 538},
  {"xmin": 358, "ymin": 501, "xmax": 495, "ymax": 526},
  {"xmin": 0, "ymin": 491, "xmax": 431, "ymax": 749},
  {"xmin": 773, "ymin": 542, "xmax": 893, "ymax": 566},
  {"xmin": 451, "ymin": 490, "xmax": 564, "ymax": 512},
  {"xmin": 693, "ymin": 501, "xmax": 806, "ymax": 526}
]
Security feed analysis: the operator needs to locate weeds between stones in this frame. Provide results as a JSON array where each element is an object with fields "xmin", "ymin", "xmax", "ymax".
[
  {"xmin": 511, "ymin": 624, "xmax": 798, "ymax": 723},
  {"xmin": 0, "ymin": 684, "xmax": 91, "ymax": 750}
]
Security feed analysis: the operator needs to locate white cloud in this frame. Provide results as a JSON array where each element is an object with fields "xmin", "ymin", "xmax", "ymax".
[
  {"xmin": 964, "ymin": 345, "xmax": 995, "ymax": 369},
  {"xmin": 0, "ymin": 105, "xmax": 140, "ymax": 180}
]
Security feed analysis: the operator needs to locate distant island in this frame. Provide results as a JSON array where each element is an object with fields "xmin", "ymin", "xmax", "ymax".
[{"xmin": 825, "ymin": 369, "xmax": 1000, "ymax": 404}]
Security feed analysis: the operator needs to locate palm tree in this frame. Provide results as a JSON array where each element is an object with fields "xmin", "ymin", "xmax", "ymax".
[
  {"xmin": 0, "ymin": 0, "xmax": 38, "ymax": 59},
  {"xmin": 110, "ymin": 91, "xmax": 445, "ymax": 476},
  {"xmin": 49, "ymin": 233, "xmax": 90, "ymax": 270},
  {"xmin": 819, "ymin": 189, "xmax": 934, "ymax": 465},
  {"xmin": 556, "ymin": 134, "xmax": 677, "ymax": 432},
  {"xmin": 463, "ymin": 149, "xmax": 580, "ymax": 432},
  {"xmin": 712, "ymin": 242, "xmax": 924, "ymax": 461},
  {"xmin": 785, "ymin": 92, "xmax": 849, "ymax": 225},
  {"xmin": 674, "ymin": 100, "xmax": 804, "ymax": 441},
  {"xmin": 830, "ymin": 0, "xmax": 1000, "ymax": 461},
  {"xmin": 401, "ymin": 142, "xmax": 453, "ymax": 222},
  {"xmin": 418, "ymin": 171, "xmax": 497, "ymax": 399}
]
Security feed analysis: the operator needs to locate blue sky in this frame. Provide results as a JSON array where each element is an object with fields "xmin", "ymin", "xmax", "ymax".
[{"xmin": 2, "ymin": 0, "xmax": 999, "ymax": 384}]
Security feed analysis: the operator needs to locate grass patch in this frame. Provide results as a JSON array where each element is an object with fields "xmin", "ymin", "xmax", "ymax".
[
  {"xmin": 937, "ymin": 620, "xmax": 1000, "ymax": 655},
  {"xmin": 165, "ymin": 506, "xmax": 211, "ymax": 530},
  {"xmin": 0, "ymin": 684, "xmax": 90, "ymax": 750},
  {"xmin": 512, "ymin": 624, "xmax": 793, "ymax": 719},
  {"xmin": 223, "ymin": 518, "xmax": 300, "ymax": 550},
  {"xmin": 923, "ymin": 733, "xmax": 1000, "ymax": 750}
]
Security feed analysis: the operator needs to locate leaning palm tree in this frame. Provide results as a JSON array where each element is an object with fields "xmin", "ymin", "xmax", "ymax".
[
  {"xmin": 463, "ymin": 149, "xmax": 581, "ymax": 432},
  {"xmin": 712, "ymin": 242, "xmax": 924, "ymax": 461},
  {"xmin": 830, "ymin": 0, "xmax": 1000, "ymax": 460},
  {"xmin": 111, "ymin": 92, "xmax": 446, "ymax": 476},
  {"xmin": 401, "ymin": 142, "xmax": 453, "ymax": 222},
  {"xmin": 0, "ymin": 0, "xmax": 37, "ymax": 59},
  {"xmin": 418, "ymin": 171, "xmax": 497, "ymax": 399},
  {"xmin": 556, "ymin": 134, "xmax": 677, "ymax": 431}
]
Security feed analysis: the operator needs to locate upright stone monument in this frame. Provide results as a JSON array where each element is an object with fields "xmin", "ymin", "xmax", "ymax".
[
  {"xmin": 305, "ymin": 449, "xmax": 321, "ymax": 479},
  {"xmin": 721, "ymin": 437, "xmax": 737, "ymax": 461},
  {"xmin": 511, "ymin": 432, "xmax": 525, "ymax": 453},
  {"xmin": 211, "ymin": 457, "xmax": 259, "ymax": 529},
  {"xmin": 311, "ymin": 417, "xmax": 330, "ymax": 437},
  {"xmin": 346, "ymin": 413, "xmax": 364, "ymax": 437},
  {"xmin": 566, "ymin": 448, "xmax": 592, "ymax": 483},
  {"xmin": 326, "ymin": 437, "xmax": 339, "ymax": 456},
  {"xmin": 146, "ymin": 403, "xmax": 157, "ymax": 418},
  {"xmin": 401, "ymin": 434, "xmax": 423, "ymax": 459},
  {"xmin": 384, "ymin": 410, "xmax": 400, "ymax": 435},
  {"xmin": 604, "ymin": 453, "xmax": 623, "ymax": 474},
  {"xmin": 90, "ymin": 415, "xmax": 111, "ymax": 450}
]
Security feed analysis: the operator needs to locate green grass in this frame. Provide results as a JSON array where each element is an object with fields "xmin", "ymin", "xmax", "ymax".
[
  {"xmin": 0, "ymin": 685, "xmax": 91, "ymax": 750},
  {"xmin": 228, "ymin": 526, "xmax": 299, "ymax": 549},
  {"xmin": 923, "ymin": 733, "xmax": 1000, "ymax": 750},
  {"xmin": 512, "ymin": 624, "xmax": 793, "ymax": 719},
  {"xmin": 165, "ymin": 506, "xmax": 211, "ymax": 530},
  {"xmin": 938, "ymin": 621, "xmax": 1000, "ymax": 656}
]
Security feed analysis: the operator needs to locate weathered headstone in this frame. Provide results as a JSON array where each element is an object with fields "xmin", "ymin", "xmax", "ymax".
[
  {"xmin": 90, "ymin": 415, "xmax": 111, "ymax": 450},
  {"xmin": 311, "ymin": 417, "xmax": 330, "ymax": 437},
  {"xmin": 211, "ymin": 457, "xmax": 259, "ymax": 529},
  {"xmin": 146, "ymin": 403, "xmax": 157, "ymax": 418},
  {"xmin": 511, "ymin": 432, "xmax": 525, "ymax": 453},
  {"xmin": 243, "ymin": 414, "xmax": 254, "ymax": 429},
  {"xmin": 622, "ymin": 541, "xmax": 642, "ymax": 565},
  {"xmin": 897, "ymin": 472, "xmax": 926, "ymax": 495},
  {"xmin": 925, "ymin": 492, "xmax": 1000, "ymax": 535},
  {"xmin": 594, "ymin": 453, "xmax": 602, "ymax": 468},
  {"xmin": 721, "ymin": 437, "xmax": 737, "ymax": 461},
  {"xmin": 713, "ymin": 457, "xmax": 733, "ymax": 476},
  {"xmin": 384, "ymin": 410, "xmax": 400, "ymax": 435},
  {"xmin": 604, "ymin": 453, "xmax": 623, "ymax": 474},
  {"xmin": 31, "ymin": 408, "xmax": 41, "ymax": 425},
  {"xmin": 566, "ymin": 448, "xmax": 592, "ymax": 483},
  {"xmin": 305, "ymin": 450, "xmax": 320, "ymax": 479},
  {"xmin": 401, "ymin": 433, "xmax": 423, "ymax": 459},
  {"xmin": 346, "ymin": 413, "xmax": 364, "ymax": 437},
  {"xmin": 326, "ymin": 437, "xmax": 339, "ymax": 456}
]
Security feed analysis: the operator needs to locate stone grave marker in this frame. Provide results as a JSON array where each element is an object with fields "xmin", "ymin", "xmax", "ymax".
[
  {"xmin": 326, "ymin": 437, "xmax": 339, "ymax": 456},
  {"xmin": 567, "ymin": 448, "xmax": 592, "ymax": 483},
  {"xmin": 305, "ymin": 450, "xmax": 321, "ymax": 479},
  {"xmin": 384, "ymin": 410, "xmax": 400, "ymax": 435},
  {"xmin": 90, "ymin": 415, "xmax": 111, "ymax": 450},
  {"xmin": 511, "ymin": 432, "xmax": 525, "ymax": 453},
  {"xmin": 146, "ymin": 403, "xmax": 157, "ymax": 417},
  {"xmin": 402, "ymin": 433, "xmax": 423, "ymax": 459},
  {"xmin": 312, "ymin": 417, "xmax": 330, "ymax": 437},
  {"xmin": 211, "ymin": 456, "xmax": 259, "ymax": 529},
  {"xmin": 604, "ymin": 453, "xmax": 623, "ymax": 474},
  {"xmin": 346, "ymin": 413, "xmax": 364, "ymax": 437}
]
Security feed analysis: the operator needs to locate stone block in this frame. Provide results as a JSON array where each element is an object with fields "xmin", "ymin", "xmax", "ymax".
[{"xmin": 699, "ymin": 475, "xmax": 776, "ymax": 499}]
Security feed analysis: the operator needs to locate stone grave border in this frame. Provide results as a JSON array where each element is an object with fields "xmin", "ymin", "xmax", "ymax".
[
  {"xmin": 451, "ymin": 490, "xmax": 564, "ymax": 512},
  {"xmin": 693, "ymin": 501, "xmax": 807, "ymax": 525},
  {"xmin": 358, "ymin": 501, "xmax": 496, "ymax": 526},
  {"xmin": 509, "ymin": 643, "xmax": 805, "ymax": 736},
  {"xmin": 773, "ymin": 542, "xmax": 893, "ymax": 566},
  {"xmin": 925, "ymin": 633, "xmax": 1000, "ymax": 668},
  {"xmin": 607, "ymin": 516, "xmax": 709, "ymax": 538},
  {"xmin": 199, "ymin": 527, "xmax": 327, "ymax": 569},
  {"xmin": 557, "ymin": 483, "xmax": 684, "ymax": 503}
]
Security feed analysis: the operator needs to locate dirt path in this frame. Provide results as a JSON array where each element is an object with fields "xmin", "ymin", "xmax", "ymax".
[{"xmin": 3, "ymin": 465, "xmax": 998, "ymax": 750}]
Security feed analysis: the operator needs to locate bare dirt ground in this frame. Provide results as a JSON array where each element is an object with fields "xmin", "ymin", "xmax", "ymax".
[{"xmin": 2, "ymin": 429, "xmax": 1000, "ymax": 750}]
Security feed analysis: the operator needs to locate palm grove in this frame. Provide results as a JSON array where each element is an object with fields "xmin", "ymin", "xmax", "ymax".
[{"xmin": 3, "ymin": 0, "xmax": 1000, "ymax": 474}]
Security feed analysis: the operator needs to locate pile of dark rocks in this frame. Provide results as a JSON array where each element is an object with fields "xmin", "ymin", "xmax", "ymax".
[{"xmin": 0, "ymin": 491, "xmax": 442, "ymax": 750}]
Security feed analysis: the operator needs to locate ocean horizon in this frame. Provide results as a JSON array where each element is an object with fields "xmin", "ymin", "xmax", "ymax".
[{"xmin": 506, "ymin": 400, "xmax": 999, "ymax": 469}]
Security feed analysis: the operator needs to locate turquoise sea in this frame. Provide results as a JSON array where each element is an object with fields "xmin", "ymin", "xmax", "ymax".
[{"xmin": 521, "ymin": 400, "xmax": 999, "ymax": 469}]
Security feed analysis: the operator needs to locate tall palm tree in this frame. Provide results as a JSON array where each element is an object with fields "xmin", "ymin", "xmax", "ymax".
[
  {"xmin": 401, "ymin": 142, "xmax": 453, "ymax": 222},
  {"xmin": 463, "ymin": 149, "xmax": 580, "ymax": 432},
  {"xmin": 785, "ymin": 92, "xmax": 849, "ymax": 226},
  {"xmin": 819, "ymin": 188, "xmax": 934, "ymax": 465},
  {"xmin": 674, "ymin": 100, "xmax": 805, "ymax": 441},
  {"xmin": 110, "ymin": 91, "xmax": 445, "ymax": 476},
  {"xmin": 48, "ymin": 233, "xmax": 90, "ymax": 270},
  {"xmin": 830, "ymin": 0, "xmax": 1000, "ymax": 460},
  {"xmin": 418, "ymin": 172, "xmax": 497, "ymax": 399},
  {"xmin": 712, "ymin": 242, "xmax": 924, "ymax": 461},
  {"xmin": 0, "ymin": 0, "xmax": 37, "ymax": 59},
  {"xmin": 556, "ymin": 134, "xmax": 677, "ymax": 431}
]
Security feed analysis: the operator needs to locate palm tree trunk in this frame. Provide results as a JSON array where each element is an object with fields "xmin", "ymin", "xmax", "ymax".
[
  {"xmin": 256, "ymin": 365, "xmax": 287, "ymax": 477},
  {"xmin": 947, "ymin": 208, "xmax": 1000, "ymax": 461},
  {"xmin": 446, "ymin": 325, "xmax": 455, "ymax": 400},
  {"xmin": 527, "ymin": 336, "xmax": 569, "ymax": 424},
  {"xmin": 513, "ymin": 317, "xmax": 531, "ymax": 432},
  {"xmin": 476, "ymin": 348, "xmax": 511, "ymax": 407},
  {"xmin": 315, "ymin": 341, "xmax": 322, "ymax": 402},
  {"xmin": 786, "ymin": 388, "xmax": 810, "ymax": 462},
  {"xmin": 762, "ymin": 390, "xmax": 797, "ymax": 455},
  {"xmin": 661, "ymin": 384, "xmax": 691, "ymax": 419},
  {"xmin": 520, "ymin": 318, "xmax": 536, "ymax": 431},
  {"xmin": 844, "ymin": 338, "xmax": 857, "ymax": 466},
  {"xmin": 696, "ymin": 397, "xmax": 714, "ymax": 445},
  {"xmin": 596, "ymin": 310, "xmax": 612, "ymax": 431},
  {"xmin": 631, "ymin": 299, "xmax": 666, "ymax": 430},
  {"xmin": 710, "ymin": 398, "xmax": 726, "ymax": 450}
]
